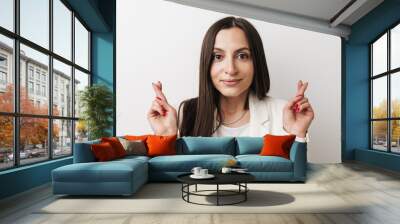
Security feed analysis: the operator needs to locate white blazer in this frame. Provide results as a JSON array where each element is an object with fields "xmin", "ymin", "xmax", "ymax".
[
  {"xmin": 212, "ymin": 92, "xmax": 290, "ymax": 137},
  {"xmin": 178, "ymin": 92, "xmax": 305, "ymax": 138}
]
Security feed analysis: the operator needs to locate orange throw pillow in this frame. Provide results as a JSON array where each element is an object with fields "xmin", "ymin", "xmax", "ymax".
[
  {"xmin": 124, "ymin": 135, "xmax": 150, "ymax": 141},
  {"xmin": 91, "ymin": 142, "xmax": 117, "ymax": 161},
  {"xmin": 146, "ymin": 135, "xmax": 177, "ymax": 157},
  {"xmin": 101, "ymin": 137, "xmax": 127, "ymax": 158},
  {"xmin": 259, "ymin": 134, "xmax": 296, "ymax": 159}
]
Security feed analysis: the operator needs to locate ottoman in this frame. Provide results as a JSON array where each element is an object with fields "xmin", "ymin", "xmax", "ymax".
[{"xmin": 52, "ymin": 156, "xmax": 148, "ymax": 196}]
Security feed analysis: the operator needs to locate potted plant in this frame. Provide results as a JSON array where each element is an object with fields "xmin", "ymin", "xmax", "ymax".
[{"xmin": 79, "ymin": 84, "xmax": 113, "ymax": 140}]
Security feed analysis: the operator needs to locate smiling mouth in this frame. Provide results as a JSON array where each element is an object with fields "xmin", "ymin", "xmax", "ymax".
[{"xmin": 221, "ymin": 79, "xmax": 242, "ymax": 86}]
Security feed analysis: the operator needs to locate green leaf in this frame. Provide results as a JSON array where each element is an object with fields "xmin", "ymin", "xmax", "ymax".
[{"xmin": 79, "ymin": 84, "xmax": 114, "ymax": 140}]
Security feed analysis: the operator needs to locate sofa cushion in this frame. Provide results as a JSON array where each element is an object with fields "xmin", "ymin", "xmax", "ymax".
[
  {"xmin": 235, "ymin": 137, "xmax": 263, "ymax": 155},
  {"xmin": 176, "ymin": 137, "xmax": 236, "ymax": 155},
  {"xmin": 124, "ymin": 135, "xmax": 150, "ymax": 142},
  {"xmin": 74, "ymin": 139, "xmax": 100, "ymax": 163},
  {"xmin": 101, "ymin": 137, "xmax": 127, "ymax": 158},
  {"xmin": 146, "ymin": 135, "xmax": 177, "ymax": 157},
  {"xmin": 118, "ymin": 138, "xmax": 148, "ymax": 156},
  {"xmin": 148, "ymin": 154, "xmax": 235, "ymax": 172},
  {"xmin": 91, "ymin": 142, "xmax": 118, "ymax": 161},
  {"xmin": 236, "ymin": 155, "xmax": 293, "ymax": 172},
  {"xmin": 114, "ymin": 155, "xmax": 150, "ymax": 164},
  {"xmin": 260, "ymin": 134, "xmax": 296, "ymax": 159},
  {"xmin": 52, "ymin": 158, "xmax": 147, "ymax": 183}
]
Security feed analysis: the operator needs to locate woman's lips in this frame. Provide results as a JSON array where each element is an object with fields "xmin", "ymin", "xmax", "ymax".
[{"xmin": 221, "ymin": 79, "xmax": 241, "ymax": 86}]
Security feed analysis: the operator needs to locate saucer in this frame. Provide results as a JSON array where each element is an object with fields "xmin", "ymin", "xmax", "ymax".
[
  {"xmin": 190, "ymin": 174, "xmax": 215, "ymax": 179},
  {"xmin": 232, "ymin": 170, "xmax": 249, "ymax": 174}
]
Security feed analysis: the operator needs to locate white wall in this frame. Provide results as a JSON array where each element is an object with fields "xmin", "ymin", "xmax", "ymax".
[{"xmin": 116, "ymin": 0, "xmax": 341, "ymax": 163}]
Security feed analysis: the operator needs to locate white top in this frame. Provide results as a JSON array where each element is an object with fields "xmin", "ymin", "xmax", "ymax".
[{"xmin": 212, "ymin": 123, "xmax": 250, "ymax": 137}]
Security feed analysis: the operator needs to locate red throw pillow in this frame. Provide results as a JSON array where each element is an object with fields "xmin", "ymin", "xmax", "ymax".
[
  {"xmin": 259, "ymin": 134, "xmax": 296, "ymax": 159},
  {"xmin": 101, "ymin": 137, "xmax": 127, "ymax": 158},
  {"xmin": 146, "ymin": 135, "xmax": 177, "ymax": 157},
  {"xmin": 91, "ymin": 142, "xmax": 117, "ymax": 161}
]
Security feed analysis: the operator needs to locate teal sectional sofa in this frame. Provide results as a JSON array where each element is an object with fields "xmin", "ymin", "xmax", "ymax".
[{"xmin": 52, "ymin": 137, "xmax": 307, "ymax": 196}]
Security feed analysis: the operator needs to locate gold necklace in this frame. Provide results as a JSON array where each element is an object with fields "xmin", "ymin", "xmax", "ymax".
[{"xmin": 221, "ymin": 110, "xmax": 248, "ymax": 125}]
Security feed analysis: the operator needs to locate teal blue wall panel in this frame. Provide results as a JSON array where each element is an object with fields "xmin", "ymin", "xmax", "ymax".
[
  {"xmin": 348, "ymin": 0, "xmax": 400, "ymax": 45},
  {"xmin": 343, "ymin": 44, "xmax": 370, "ymax": 160},
  {"xmin": 92, "ymin": 32, "xmax": 114, "ymax": 135},
  {"xmin": 0, "ymin": 158, "xmax": 72, "ymax": 199},
  {"xmin": 355, "ymin": 149, "xmax": 400, "ymax": 172},
  {"xmin": 65, "ymin": 0, "xmax": 110, "ymax": 32},
  {"xmin": 92, "ymin": 32, "xmax": 113, "ymax": 88},
  {"xmin": 344, "ymin": 0, "xmax": 400, "ymax": 172},
  {"xmin": 90, "ymin": 0, "xmax": 115, "ymax": 135}
]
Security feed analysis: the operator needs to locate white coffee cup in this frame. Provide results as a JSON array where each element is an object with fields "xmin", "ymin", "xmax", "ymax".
[
  {"xmin": 199, "ymin": 169, "xmax": 208, "ymax": 176},
  {"xmin": 221, "ymin": 167, "xmax": 232, "ymax": 174},
  {"xmin": 191, "ymin": 167, "xmax": 202, "ymax": 176}
]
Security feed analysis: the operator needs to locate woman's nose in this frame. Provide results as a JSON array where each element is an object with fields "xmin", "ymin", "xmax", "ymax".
[{"xmin": 223, "ymin": 57, "xmax": 237, "ymax": 75}]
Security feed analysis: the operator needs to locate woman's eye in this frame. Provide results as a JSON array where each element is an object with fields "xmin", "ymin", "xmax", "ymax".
[
  {"xmin": 237, "ymin": 53, "xmax": 249, "ymax": 60},
  {"xmin": 213, "ymin": 54, "xmax": 223, "ymax": 60}
]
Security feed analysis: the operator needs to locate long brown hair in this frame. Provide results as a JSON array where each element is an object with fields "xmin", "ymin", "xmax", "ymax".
[{"xmin": 178, "ymin": 17, "xmax": 270, "ymax": 137}]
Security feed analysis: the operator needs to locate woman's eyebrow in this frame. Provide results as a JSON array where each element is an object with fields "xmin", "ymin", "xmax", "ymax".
[
  {"xmin": 213, "ymin": 47, "xmax": 250, "ymax": 52},
  {"xmin": 235, "ymin": 47, "xmax": 250, "ymax": 52}
]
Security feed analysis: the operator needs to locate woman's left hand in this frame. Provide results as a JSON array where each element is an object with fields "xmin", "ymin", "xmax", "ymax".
[{"xmin": 283, "ymin": 80, "xmax": 315, "ymax": 138}]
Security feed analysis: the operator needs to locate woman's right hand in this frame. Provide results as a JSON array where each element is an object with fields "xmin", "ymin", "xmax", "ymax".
[{"xmin": 147, "ymin": 81, "xmax": 178, "ymax": 136}]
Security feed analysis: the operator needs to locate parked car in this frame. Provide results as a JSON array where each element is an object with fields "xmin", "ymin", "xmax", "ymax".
[
  {"xmin": 8, "ymin": 150, "xmax": 32, "ymax": 160},
  {"xmin": 54, "ymin": 149, "xmax": 62, "ymax": 156},
  {"xmin": 30, "ymin": 150, "xmax": 42, "ymax": 158},
  {"xmin": 7, "ymin": 153, "xmax": 13, "ymax": 161}
]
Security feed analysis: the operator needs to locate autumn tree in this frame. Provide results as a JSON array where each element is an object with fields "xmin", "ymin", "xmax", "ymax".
[
  {"xmin": 0, "ymin": 85, "xmax": 14, "ymax": 150},
  {"xmin": 0, "ymin": 84, "xmax": 60, "ymax": 152},
  {"xmin": 372, "ymin": 98, "xmax": 400, "ymax": 143}
]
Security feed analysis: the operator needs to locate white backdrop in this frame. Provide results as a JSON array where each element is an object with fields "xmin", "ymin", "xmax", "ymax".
[{"xmin": 116, "ymin": 0, "xmax": 342, "ymax": 163}]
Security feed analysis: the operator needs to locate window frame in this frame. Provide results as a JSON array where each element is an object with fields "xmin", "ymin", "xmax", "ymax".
[
  {"xmin": 370, "ymin": 20, "xmax": 400, "ymax": 154},
  {"xmin": 0, "ymin": 53, "xmax": 8, "ymax": 88},
  {"xmin": 0, "ymin": 70, "xmax": 7, "ymax": 85},
  {"xmin": 0, "ymin": 0, "xmax": 92, "ymax": 171}
]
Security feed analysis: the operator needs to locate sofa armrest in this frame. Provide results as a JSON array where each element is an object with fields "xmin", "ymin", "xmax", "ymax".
[
  {"xmin": 73, "ymin": 141, "xmax": 99, "ymax": 163},
  {"xmin": 289, "ymin": 141, "xmax": 308, "ymax": 181}
]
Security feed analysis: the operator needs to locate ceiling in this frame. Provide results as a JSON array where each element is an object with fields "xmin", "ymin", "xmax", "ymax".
[{"xmin": 165, "ymin": 0, "xmax": 384, "ymax": 38}]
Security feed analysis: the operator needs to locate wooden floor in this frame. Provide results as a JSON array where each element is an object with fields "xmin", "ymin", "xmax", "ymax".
[{"xmin": 1, "ymin": 162, "xmax": 400, "ymax": 224}]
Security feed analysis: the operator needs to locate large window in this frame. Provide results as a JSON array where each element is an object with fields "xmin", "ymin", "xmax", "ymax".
[
  {"xmin": 0, "ymin": 0, "xmax": 91, "ymax": 171},
  {"xmin": 371, "ymin": 22, "xmax": 400, "ymax": 154}
]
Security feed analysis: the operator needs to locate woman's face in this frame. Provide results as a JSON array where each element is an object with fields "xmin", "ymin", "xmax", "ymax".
[{"xmin": 210, "ymin": 27, "xmax": 254, "ymax": 98}]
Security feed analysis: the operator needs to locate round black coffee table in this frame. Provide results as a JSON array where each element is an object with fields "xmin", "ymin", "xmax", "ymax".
[{"xmin": 177, "ymin": 173, "xmax": 255, "ymax": 206}]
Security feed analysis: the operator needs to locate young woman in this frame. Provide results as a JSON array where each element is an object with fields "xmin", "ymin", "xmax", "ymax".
[{"xmin": 147, "ymin": 17, "xmax": 314, "ymax": 141}]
